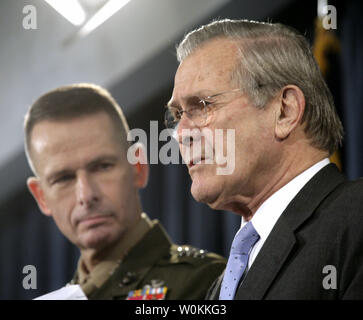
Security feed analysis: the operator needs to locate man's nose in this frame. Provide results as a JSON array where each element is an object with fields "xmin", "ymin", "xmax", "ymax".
[
  {"xmin": 76, "ymin": 172, "xmax": 99, "ymax": 208},
  {"xmin": 177, "ymin": 114, "xmax": 200, "ymax": 146}
]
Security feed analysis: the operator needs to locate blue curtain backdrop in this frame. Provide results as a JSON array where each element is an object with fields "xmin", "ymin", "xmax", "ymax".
[
  {"xmin": 340, "ymin": 0, "xmax": 363, "ymax": 179},
  {"xmin": 0, "ymin": 0, "xmax": 362, "ymax": 299},
  {"xmin": 0, "ymin": 191, "xmax": 79, "ymax": 299}
]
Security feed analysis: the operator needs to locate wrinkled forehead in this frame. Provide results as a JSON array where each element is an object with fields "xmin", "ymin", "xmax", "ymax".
[
  {"xmin": 30, "ymin": 112, "xmax": 126, "ymax": 151},
  {"xmin": 29, "ymin": 113, "xmax": 126, "ymax": 175},
  {"xmin": 173, "ymin": 38, "xmax": 240, "ymax": 98}
]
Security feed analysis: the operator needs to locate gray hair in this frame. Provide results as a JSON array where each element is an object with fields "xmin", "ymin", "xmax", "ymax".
[{"xmin": 176, "ymin": 19, "xmax": 343, "ymax": 155}]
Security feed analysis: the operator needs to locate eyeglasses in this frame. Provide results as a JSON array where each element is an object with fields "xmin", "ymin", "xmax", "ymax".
[{"xmin": 164, "ymin": 89, "xmax": 242, "ymax": 130}]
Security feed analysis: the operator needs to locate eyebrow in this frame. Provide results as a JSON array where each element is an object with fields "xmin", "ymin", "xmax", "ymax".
[
  {"xmin": 46, "ymin": 169, "xmax": 74, "ymax": 185},
  {"xmin": 166, "ymin": 99, "xmax": 177, "ymax": 109},
  {"xmin": 45, "ymin": 154, "xmax": 119, "ymax": 184},
  {"xmin": 86, "ymin": 155, "xmax": 119, "ymax": 169},
  {"xmin": 167, "ymin": 91, "xmax": 212, "ymax": 109}
]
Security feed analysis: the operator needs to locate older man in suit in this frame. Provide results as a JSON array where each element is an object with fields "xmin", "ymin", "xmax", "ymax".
[{"xmin": 165, "ymin": 19, "xmax": 363, "ymax": 299}]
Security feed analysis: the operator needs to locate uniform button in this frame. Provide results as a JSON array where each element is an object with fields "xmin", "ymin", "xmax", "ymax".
[
  {"xmin": 177, "ymin": 246, "xmax": 184, "ymax": 256},
  {"xmin": 120, "ymin": 272, "xmax": 137, "ymax": 286},
  {"xmin": 198, "ymin": 249, "xmax": 206, "ymax": 258}
]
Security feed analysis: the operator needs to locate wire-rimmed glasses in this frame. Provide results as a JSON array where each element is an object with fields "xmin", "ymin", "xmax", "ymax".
[{"xmin": 164, "ymin": 89, "xmax": 242, "ymax": 130}]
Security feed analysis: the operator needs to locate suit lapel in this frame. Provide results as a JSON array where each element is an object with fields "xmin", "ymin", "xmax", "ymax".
[
  {"xmin": 235, "ymin": 219, "xmax": 296, "ymax": 299},
  {"xmin": 234, "ymin": 164, "xmax": 345, "ymax": 299}
]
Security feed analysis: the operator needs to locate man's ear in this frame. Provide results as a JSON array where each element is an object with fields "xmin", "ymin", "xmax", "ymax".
[
  {"xmin": 274, "ymin": 85, "xmax": 305, "ymax": 140},
  {"xmin": 131, "ymin": 142, "xmax": 149, "ymax": 189},
  {"xmin": 27, "ymin": 177, "xmax": 52, "ymax": 216}
]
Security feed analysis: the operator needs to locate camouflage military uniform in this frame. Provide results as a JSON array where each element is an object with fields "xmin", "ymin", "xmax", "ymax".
[{"xmin": 70, "ymin": 214, "xmax": 226, "ymax": 300}]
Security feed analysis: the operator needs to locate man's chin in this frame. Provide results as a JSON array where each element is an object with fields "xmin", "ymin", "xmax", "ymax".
[
  {"xmin": 190, "ymin": 179, "xmax": 220, "ymax": 208},
  {"xmin": 78, "ymin": 228, "xmax": 117, "ymax": 251}
]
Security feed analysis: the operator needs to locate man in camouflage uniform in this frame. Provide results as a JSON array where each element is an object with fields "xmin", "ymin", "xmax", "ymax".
[{"xmin": 24, "ymin": 83, "xmax": 225, "ymax": 300}]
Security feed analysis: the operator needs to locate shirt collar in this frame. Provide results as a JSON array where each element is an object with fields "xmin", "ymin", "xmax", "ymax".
[{"xmin": 242, "ymin": 158, "xmax": 330, "ymax": 241}]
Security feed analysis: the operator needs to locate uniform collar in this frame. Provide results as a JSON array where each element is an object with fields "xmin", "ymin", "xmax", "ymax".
[{"xmin": 76, "ymin": 212, "xmax": 152, "ymax": 295}]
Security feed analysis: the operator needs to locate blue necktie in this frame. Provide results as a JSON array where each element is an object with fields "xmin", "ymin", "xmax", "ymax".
[{"xmin": 219, "ymin": 221, "xmax": 260, "ymax": 300}]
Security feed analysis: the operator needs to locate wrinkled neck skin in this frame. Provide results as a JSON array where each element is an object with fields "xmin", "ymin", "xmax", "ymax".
[{"xmin": 212, "ymin": 144, "xmax": 328, "ymax": 221}]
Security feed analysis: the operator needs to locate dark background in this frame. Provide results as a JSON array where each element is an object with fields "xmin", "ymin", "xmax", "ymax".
[{"xmin": 0, "ymin": 0, "xmax": 362, "ymax": 299}]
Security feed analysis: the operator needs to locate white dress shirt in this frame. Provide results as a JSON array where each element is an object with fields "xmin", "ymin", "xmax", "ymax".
[{"xmin": 239, "ymin": 158, "xmax": 330, "ymax": 271}]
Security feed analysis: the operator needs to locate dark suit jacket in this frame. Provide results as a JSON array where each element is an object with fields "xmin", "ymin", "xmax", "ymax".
[{"xmin": 207, "ymin": 164, "xmax": 363, "ymax": 299}]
